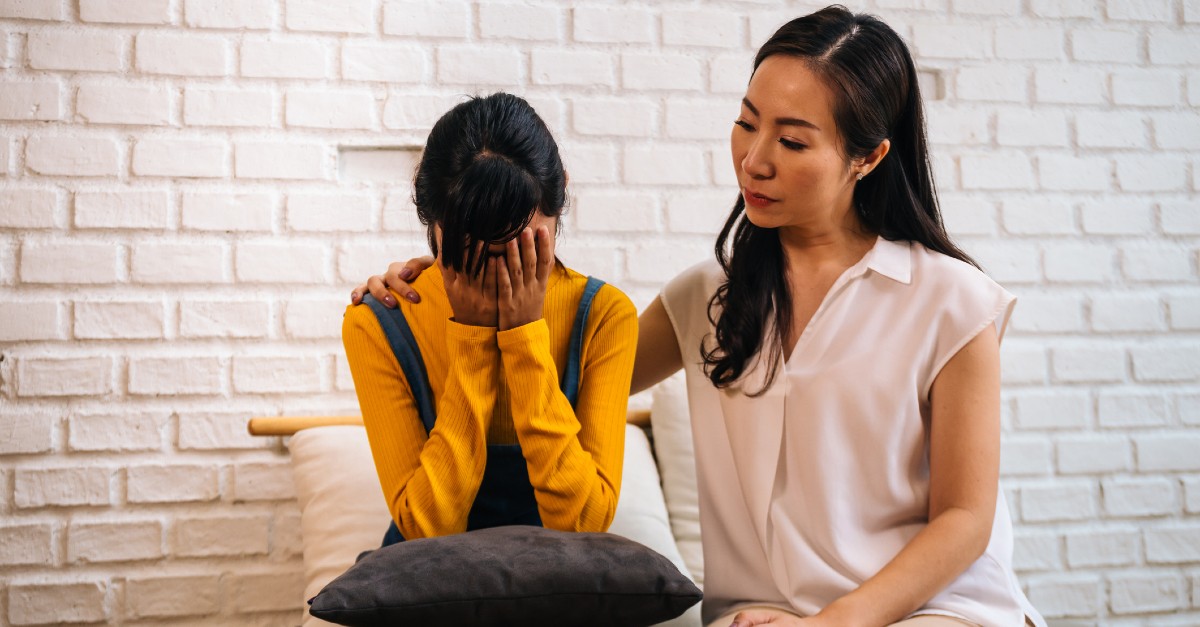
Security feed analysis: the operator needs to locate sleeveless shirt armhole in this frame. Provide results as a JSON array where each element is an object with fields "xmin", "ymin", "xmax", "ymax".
[
  {"xmin": 659, "ymin": 291, "xmax": 689, "ymax": 370},
  {"xmin": 920, "ymin": 284, "xmax": 1017, "ymax": 400},
  {"xmin": 660, "ymin": 260, "xmax": 719, "ymax": 368}
]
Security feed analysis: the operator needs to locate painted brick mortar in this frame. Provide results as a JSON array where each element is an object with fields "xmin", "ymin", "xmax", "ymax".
[{"xmin": 0, "ymin": 1, "xmax": 1197, "ymax": 625}]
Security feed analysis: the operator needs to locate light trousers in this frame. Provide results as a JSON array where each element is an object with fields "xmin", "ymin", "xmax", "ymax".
[{"xmin": 705, "ymin": 606, "xmax": 995, "ymax": 627}]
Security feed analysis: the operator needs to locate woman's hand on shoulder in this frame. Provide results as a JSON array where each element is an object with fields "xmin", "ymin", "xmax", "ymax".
[
  {"xmin": 349, "ymin": 256, "xmax": 435, "ymax": 307},
  {"xmin": 496, "ymin": 225, "xmax": 553, "ymax": 331}
]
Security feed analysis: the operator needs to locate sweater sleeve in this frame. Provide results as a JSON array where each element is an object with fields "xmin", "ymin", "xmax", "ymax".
[
  {"xmin": 495, "ymin": 285, "xmax": 638, "ymax": 533},
  {"xmin": 341, "ymin": 304, "xmax": 498, "ymax": 539}
]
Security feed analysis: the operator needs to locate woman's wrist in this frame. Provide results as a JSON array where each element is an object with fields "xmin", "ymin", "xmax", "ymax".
[{"xmin": 813, "ymin": 598, "xmax": 870, "ymax": 627}]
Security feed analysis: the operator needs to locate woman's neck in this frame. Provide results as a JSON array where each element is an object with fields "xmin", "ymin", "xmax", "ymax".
[{"xmin": 777, "ymin": 213, "xmax": 877, "ymax": 276}]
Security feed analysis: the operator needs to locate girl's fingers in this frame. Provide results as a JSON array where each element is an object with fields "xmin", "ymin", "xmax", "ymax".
[
  {"xmin": 496, "ymin": 254, "xmax": 513, "ymax": 301},
  {"xmin": 519, "ymin": 227, "xmax": 537, "ymax": 281},
  {"xmin": 505, "ymin": 236, "xmax": 523, "ymax": 283},
  {"xmin": 475, "ymin": 256, "xmax": 487, "ymax": 296},
  {"xmin": 535, "ymin": 225, "xmax": 553, "ymax": 282},
  {"xmin": 484, "ymin": 256, "xmax": 498, "ymax": 297},
  {"xmin": 468, "ymin": 240, "xmax": 487, "ymax": 280}
]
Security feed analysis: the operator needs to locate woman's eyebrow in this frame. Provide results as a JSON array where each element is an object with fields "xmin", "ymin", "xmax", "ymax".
[{"xmin": 741, "ymin": 97, "xmax": 821, "ymax": 131}]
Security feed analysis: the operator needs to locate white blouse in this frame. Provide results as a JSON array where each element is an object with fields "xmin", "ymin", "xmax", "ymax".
[{"xmin": 660, "ymin": 237, "xmax": 1045, "ymax": 627}]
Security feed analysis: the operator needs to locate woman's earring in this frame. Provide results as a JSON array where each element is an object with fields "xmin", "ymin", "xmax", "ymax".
[{"xmin": 856, "ymin": 172, "xmax": 865, "ymax": 181}]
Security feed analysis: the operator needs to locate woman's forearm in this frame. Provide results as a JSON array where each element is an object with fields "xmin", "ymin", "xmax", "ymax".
[{"xmin": 818, "ymin": 507, "xmax": 993, "ymax": 627}]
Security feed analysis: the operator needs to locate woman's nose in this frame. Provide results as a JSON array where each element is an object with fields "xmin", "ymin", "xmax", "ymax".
[{"xmin": 740, "ymin": 137, "xmax": 773, "ymax": 179}]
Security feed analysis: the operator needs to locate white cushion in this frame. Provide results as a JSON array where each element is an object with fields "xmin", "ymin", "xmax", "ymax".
[
  {"xmin": 611, "ymin": 424, "xmax": 702, "ymax": 627},
  {"xmin": 289, "ymin": 426, "xmax": 391, "ymax": 627},
  {"xmin": 288, "ymin": 422, "xmax": 699, "ymax": 626},
  {"xmin": 650, "ymin": 374, "xmax": 704, "ymax": 586}
]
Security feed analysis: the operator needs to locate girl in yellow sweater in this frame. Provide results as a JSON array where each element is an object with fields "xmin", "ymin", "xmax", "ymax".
[{"xmin": 342, "ymin": 93, "xmax": 638, "ymax": 544}]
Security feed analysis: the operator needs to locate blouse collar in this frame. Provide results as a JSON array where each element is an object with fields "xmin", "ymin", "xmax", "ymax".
[{"xmin": 862, "ymin": 237, "xmax": 913, "ymax": 285}]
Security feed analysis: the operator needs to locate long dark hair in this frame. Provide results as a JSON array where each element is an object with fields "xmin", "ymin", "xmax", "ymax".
[
  {"xmin": 703, "ymin": 5, "xmax": 977, "ymax": 395},
  {"xmin": 413, "ymin": 92, "xmax": 566, "ymax": 277}
]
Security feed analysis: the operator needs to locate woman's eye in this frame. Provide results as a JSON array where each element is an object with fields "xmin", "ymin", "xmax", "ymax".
[
  {"xmin": 734, "ymin": 119, "xmax": 754, "ymax": 131},
  {"xmin": 779, "ymin": 138, "xmax": 806, "ymax": 151}
]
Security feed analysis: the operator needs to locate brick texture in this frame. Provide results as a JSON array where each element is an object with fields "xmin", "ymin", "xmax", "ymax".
[
  {"xmin": 8, "ymin": 581, "xmax": 108, "ymax": 625},
  {"xmin": 1, "ymin": 5, "xmax": 1196, "ymax": 626},
  {"xmin": 125, "ymin": 574, "xmax": 220, "ymax": 619}
]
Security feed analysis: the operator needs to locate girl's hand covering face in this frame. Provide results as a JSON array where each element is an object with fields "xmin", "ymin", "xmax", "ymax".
[
  {"xmin": 431, "ymin": 226, "xmax": 552, "ymax": 330},
  {"xmin": 439, "ymin": 242, "xmax": 500, "ymax": 328},
  {"xmin": 496, "ymin": 225, "xmax": 554, "ymax": 331}
]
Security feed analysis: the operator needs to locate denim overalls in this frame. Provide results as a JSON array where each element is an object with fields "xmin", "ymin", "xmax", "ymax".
[{"xmin": 360, "ymin": 276, "xmax": 606, "ymax": 546}]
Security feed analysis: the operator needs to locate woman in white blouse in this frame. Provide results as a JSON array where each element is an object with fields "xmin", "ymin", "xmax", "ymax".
[{"xmin": 354, "ymin": 6, "xmax": 1044, "ymax": 627}]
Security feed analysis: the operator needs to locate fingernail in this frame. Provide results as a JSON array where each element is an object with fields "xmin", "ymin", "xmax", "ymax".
[
  {"xmin": 383, "ymin": 295, "xmax": 393, "ymax": 305},
  {"xmin": 405, "ymin": 292, "xmax": 420, "ymax": 303},
  {"xmin": 399, "ymin": 268, "xmax": 413, "ymax": 280},
  {"xmin": 350, "ymin": 291, "xmax": 358, "ymax": 301}
]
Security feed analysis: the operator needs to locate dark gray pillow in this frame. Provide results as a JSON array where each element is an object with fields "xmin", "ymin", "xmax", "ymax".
[{"xmin": 308, "ymin": 525, "xmax": 702, "ymax": 626}]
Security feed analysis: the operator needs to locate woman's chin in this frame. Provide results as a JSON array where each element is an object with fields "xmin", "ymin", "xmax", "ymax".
[{"xmin": 742, "ymin": 206, "xmax": 787, "ymax": 230}]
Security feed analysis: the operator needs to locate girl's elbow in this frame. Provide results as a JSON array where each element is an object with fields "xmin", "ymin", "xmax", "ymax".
[
  {"xmin": 541, "ymin": 495, "xmax": 618, "ymax": 534},
  {"xmin": 390, "ymin": 507, "xmax": 429, "ymax": 541},
  {"xmin": 391, "ymin": 498, "xmax": 467, "ymax": 540}
]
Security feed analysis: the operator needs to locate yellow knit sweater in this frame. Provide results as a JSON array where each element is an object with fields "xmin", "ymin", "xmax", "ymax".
[{"xmin": 341, "ymin": 264, "xmax": 638, "ymax": 540}]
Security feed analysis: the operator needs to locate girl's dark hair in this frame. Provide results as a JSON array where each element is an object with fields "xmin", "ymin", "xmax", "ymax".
[
  {"xmin": 703, "ymin": 5, "xmax": 977, "ymax": 395},
  {"xmin": 413, "ymin": 92, "xmax": 566, "ymax": 277}
]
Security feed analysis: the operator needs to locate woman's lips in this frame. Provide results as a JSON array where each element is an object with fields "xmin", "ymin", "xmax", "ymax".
[{"xmin": 743, "ymin": 188, "xmax": 777, "ymax": 209}]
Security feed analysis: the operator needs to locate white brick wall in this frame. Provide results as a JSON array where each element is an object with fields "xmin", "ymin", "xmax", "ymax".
[{"xmin": 1, "ymin": 2, "xmax": 1197, "ymax": 625}]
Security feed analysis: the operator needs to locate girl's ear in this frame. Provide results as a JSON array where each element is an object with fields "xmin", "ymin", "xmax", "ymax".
[{"xmin": 563, "ymin": 170, "xmax": 570, "ymax": 188}]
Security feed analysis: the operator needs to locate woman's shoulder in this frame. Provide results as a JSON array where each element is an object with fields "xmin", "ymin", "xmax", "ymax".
[
  {"xmin": 908, "ymin": 241, "xmax": 1005, "ymax": 296},
  {"xmin": 662, "ymin": 258, "xmax": 723, "ymax": 305},
  {"xmin": 907, "ymin": 241, "xmax": 1016, "ymax": 342},
  {"xmin": 657, "ymin": 258, "xmax": 723, "ymax": 342}
]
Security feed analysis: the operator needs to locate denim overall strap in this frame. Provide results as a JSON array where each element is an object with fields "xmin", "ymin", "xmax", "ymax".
[
  {"xmin": 561, "ymin": 276, "xmax": 605, "ymax": 406},
  {"xmin": 360, "ymin": 294, "xmax": 437, "ymax": 434}
]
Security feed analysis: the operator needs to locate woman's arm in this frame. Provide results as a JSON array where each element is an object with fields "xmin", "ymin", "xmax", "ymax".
[
  {"xmin": 631, "ymin": 296, "xmax": 683, "ymax": 395},
  {"xmin": 814, "ymin": 324, "xmax": 1002, "ymax": 627}
]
